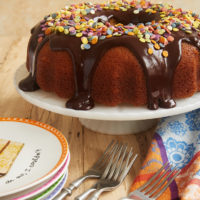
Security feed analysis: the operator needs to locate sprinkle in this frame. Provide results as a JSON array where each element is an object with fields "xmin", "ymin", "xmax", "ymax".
[
  {"xmin": 107, "ymin": 29, "xmax": 113, "ymax": 35},
  {"xmin": 159, "ymin": 43, "xmax": 165, "ymax": 48},
  {"xmin": 146, "ymin": 39, "xmax": 151, "ymax": 43},
  {"xmin": 47, "ymin": 16, "xmax": 52, "ymax": 21},
  {"xmin": 52, "ymin": 13, "xmax": 57, "ymax": 19},
  {"xmin": 148, "ymin": 48, "xmax": 154, "ymax": 55},
  {"xmin": 39, "ymin": 0, "xmax": 200, "ymax": 51},
  {"xmin": 70, "ymin": 30, "xmax": 76, "ymax": 35},
  {"xmin": 80, "ymin": 44, "xmax": 85, "ymax": 50},
  {"xmin": 57, "ymin": 26, "xmax": 64, "ymax": 32},
  {"xmin": 99, "ymin": 36, "xmax": 106, "ymax": 40},
  {"xmin": 64, "ymin": 29, "xmax": 69, "ymax": 35},
  {"xmin": 159, "ymin": 36, "xmax": 168, "ymax": 45},
  {"xmin": 133, "ymin": 9, "xmax": 139, "ymax": 14},
  {"xmin": 81, "ymin": 37, "xmax": 88, "ymax": 44},
  {"xmin": 173, "ymin": 28, "xmax": 179, "ymax": 32},
  {"xmin": 159, "ymin": 29, "xmax": 165, "ymax": 35},
  {"xmin": 47, "ymin": 22, "xmax": 54, "ymax": 27},
  {"xmin": 90, "ymin": 9, "xmax": 95, "ymax": 14},
  {"xmin": 186, "ymin": 30, "xmax": 192, "ymax": 34},
  {"xmin": 154, "ymin": 43, "xmax": 160, "ymax": 50},
  {"xmin": 193, "ymin": 21, "xmax": 200, "ymax": 29},
  {"xmin": 84, "ymin": 43, "xmax": 91, "ymax": 50},
  {"xmin": 75, "ymin": 25, "xmax": 81, "ymax": 30},
  {"xmin": 145, "ymin": 34, "xmax": 150, "ymax": 39},
  {"xmin": 45, "ymin": 28, "xmax": 51, "ymax": 35},
  {"xmin": 81, "ymin": 10, "xmax": 87, "ymax": 15},
  {"xmin": 128, "ymin": 32, "xmax": 134, "ymax": 36},
  {"xmin": 139, "ymin": 38, "xmax": 146, "ymax": 43},
  {"xmin": 68, "ymin": 27, "xmax": 75, "ymax": 33},
  {"xmin": 38, "ymin": 33, "xmax": 44, "ymax": 37},
  {"xmin": 167, "ymin": 36, "xmax": 174, "ymax": 42},
  {"xmin": 76, "ymin": 32, "xmax": 83, "ymax": 37},
  {"xmin": 91, "ymin": 36, "xmax": 98, "ymax": 44},
  {"xmin": 106, "ymin": 34, "xmax": 113, "ymax": 38},
  {"xmin": 162, "ymin": 50, "xmax": 169, "ymax": 57},
  {"xmin": 38, "ymin": 37, "xmax": 43, "ymax": 43}
]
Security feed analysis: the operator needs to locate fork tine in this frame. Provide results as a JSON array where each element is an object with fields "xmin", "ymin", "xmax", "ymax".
[
  {"xmin": 101, "ymin": 142, "xmax": 120, "ymax": 179},
  {"xmin": 152, "ymin": 169, "xmax": 181, "ymax": 199},
  {"xmin": 117, "ymin": 148, "xmax": 133, "ymax": 179},
  {"xmin": 143, "ymin": 164, "xmax": 172, "ymax": 194},
  {"xmin": 93, "ymin": 140, "xmax": 115, "ymax": 168},
  {"xmin": 148, "ymin": 167, "xmax": 178, "ymax": 197},
  {"xmin": 138, "ymin": 162, "xmax": 169, "ymax": 191},
  {"xmin": 120, "ymin": 153, "xmax": 138, "ymax": 182},
  {"xmin": 113, "ymin": 145, "xmax": 128, "ymax": 181},
  {"xmin": 108, "ymin": 144, "xmax": 125, "ymax": 180},
  {"xmin": 117, "ymin": 148, "xmax": 134, "ymax": 181}
]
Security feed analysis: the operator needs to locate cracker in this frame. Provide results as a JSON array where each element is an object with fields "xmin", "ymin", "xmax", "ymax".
[
  {"xmin": 0, "ymin": 139, "xmax": 10, "ymax": 154},
  {"xmin": 0, "ymin": 140, "xmax": 24, "ymax": 176}
]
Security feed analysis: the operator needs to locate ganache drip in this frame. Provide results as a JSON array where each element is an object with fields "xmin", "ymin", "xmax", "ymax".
[{"xmin": 19, "ymin": 0, "xmax": 200, "ymax": 110}]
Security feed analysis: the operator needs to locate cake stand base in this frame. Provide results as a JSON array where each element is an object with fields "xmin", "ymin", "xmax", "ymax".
[{"xmin": 79, "ymin": 118, "xmax": 158, "ymax": 135}]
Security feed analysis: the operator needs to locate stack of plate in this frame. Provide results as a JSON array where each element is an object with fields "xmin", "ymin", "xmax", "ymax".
[{"xmin": 0, "ymin": 117, "xmax": 70, "ymax": 200}]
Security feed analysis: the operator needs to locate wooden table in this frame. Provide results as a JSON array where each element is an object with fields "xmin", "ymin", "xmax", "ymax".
[{"xmin": 0, "ymin": 0, "xmax": 199, "ymax": 199}]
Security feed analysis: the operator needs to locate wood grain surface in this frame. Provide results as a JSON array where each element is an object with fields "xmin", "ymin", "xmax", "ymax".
[{"xmin": 0, "ymin": 0, "xmax": 199, "ymax": 199}]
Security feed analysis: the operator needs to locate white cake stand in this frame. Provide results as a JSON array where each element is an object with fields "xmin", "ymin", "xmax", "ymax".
[{"xmin": 14, "ymin": 64, "xmax": 200, "ymax": 135}]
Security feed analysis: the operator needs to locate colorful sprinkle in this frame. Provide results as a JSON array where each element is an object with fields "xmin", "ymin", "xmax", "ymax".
[
  {"xmin": 106, "ymin": 34, "xmax": 113, "ymax": 38},
  {"xmin": 154, "ymin": 43, "xmax": 160, "ymax": 50},
  {"xmin": 64, "ymin": 29, "xmax": 69, "ymax": 35},
  {"xmin": 162, "ymin": 50, "xmax": 169, "ymax": 57},
  {"xmin": 45, "ymin": 28, "xmax": 51, "ymax": 35},
  {"xmin": 37, "ymin": 0, "xmax": 200, "ymax": 51},
  {"xmin": 139, "ymin": 38, "xmax": 146, "ymax": 43},
  {"xmin": 128, "ymin": 32, "xmax": 134, "ymax": 36},
  {"xmin": 133, "ymin": 9, "xmax": 140, "ymax": 14},
  {"xmin": 38, "ymin": 37, "xmax": 43, "ymax": 43},
  {"xmin": 91, "ymin": 36, "xmax": 98, "ymax": 44},
  {"xmin": 148, "ymin": 48, "xmax": 154, "ymax": 55},
  {"xmin": 167, "ymin": 36, "xmax": 174, "ymax": 42},
  {"xmin": 81, "ymin": 37, "xmax": 88, "ymax": 44},
  {"xmin": 57, "ymin": 26, "xmax": 64, "ymax": 32},
  {"xmin": 84, "ymin": 43, "xmax": 91, "ymax": 50},
  {"xmin": 76, "ymin": 32, "xmax": 83, "ymax": 37},
  {"xmin": 99, "ymin": 36, "xmax": 106, "ymax": 40},
  {"xmin": 173, "ymin": 28, "xmax": 179, "ymax": 32}
]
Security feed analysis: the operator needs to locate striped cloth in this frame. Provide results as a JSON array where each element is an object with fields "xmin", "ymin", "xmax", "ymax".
[{"xmin": 129, "ymin": 108, "xmax": 200, "ymax": 200}]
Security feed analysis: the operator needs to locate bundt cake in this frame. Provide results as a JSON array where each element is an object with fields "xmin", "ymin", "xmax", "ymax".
[{"xmin": 19, "ymin": 0, "xmax": 200, "ymax": 110}]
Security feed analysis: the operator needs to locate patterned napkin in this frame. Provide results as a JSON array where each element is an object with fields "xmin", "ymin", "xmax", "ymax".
[{"xmin": 129, "ymin": 108, "xmax": 200, "ymax": 200}]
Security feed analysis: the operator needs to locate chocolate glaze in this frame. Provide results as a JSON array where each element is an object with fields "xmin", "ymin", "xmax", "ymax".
[{"xmin": 19, "ymin": 8, "xmax": 200, "ymax": 110}]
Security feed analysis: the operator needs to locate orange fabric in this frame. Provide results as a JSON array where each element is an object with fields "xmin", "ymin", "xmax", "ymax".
[{"xmin": 129, "ymin": 109, "xmax": 200, "ymax": 199}]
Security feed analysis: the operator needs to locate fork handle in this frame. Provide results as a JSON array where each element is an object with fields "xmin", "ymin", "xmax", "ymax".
[
  {"xmin": 75, "ymin": 187, "xmax": 97, "ymax": 200},
  {"xmin": 53, "ymin": 176, "xmax": 89, "ymax": 200},
  {"xmin": 52, "ymin": 188, "xmax": 71, "ymax": 200},
  {"xmin": 88, "ymin": 190, "xmax": 103, "ymax": 200}
]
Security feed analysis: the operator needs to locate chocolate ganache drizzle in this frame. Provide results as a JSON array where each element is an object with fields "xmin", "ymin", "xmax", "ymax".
[{"xmin": 19, "ymin": 1, "xmax": 200, "ymax": 110}]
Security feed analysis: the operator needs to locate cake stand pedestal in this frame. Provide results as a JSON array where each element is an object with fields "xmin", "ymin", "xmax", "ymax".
[
  {"xmin": 79, "ymin": 118, "xmax": 158, "ymax": 134},
  {"xmin": 14, "ymin": 64, "xmax": 200, "ymax": 135}
]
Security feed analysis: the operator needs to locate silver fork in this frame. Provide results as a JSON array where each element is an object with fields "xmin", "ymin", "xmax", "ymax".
[
  {"xmin": 76, "ymin": 146, "xmax": 138, "ymax": 200},
  {"xmin": 123, "ymin": 162, "xmax": 181, "ymax": 200},
  {"xmin": 53, "ymin": 140, "xmax": 118, "ymax": 200}
]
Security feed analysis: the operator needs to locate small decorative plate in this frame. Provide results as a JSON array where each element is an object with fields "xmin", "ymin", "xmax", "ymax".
[
  {"xmin": 35, "ymin": 171, "xmax": 68, "ymax": 200},
  {"xmin": 0, "ymin": 117, "xmax": 69, "ymax": 197},
  {"xmin": 8, "ymin": 153, "xmax": 70, "ymax": 200}
]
